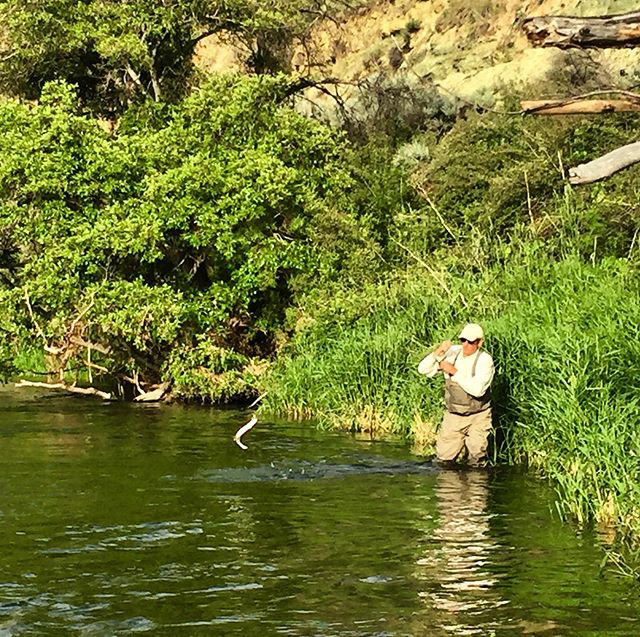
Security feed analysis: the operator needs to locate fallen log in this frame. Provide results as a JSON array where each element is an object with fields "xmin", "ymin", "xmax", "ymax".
[
  {"xmin": 522, "ymin": 11, "xmax": 640, "ymax": 48},
  {"xmin": 521, "ymin": 99, "xmax": 640, "ymax": 115},
  {"xmin": 569, "ymin": 141, "xmax": 640, "ymax": 184},
  {"xmin": 15, "ymin": 379, "xmax": 112, "ymax": 400},
  {"xmin": 133, "ymin": 383, "xmax": 169, "ymax": 402}
]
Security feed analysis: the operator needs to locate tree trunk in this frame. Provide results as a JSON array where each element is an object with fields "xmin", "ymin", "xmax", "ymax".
[
  {"xmin": 522, "ymin": 11, "xmax": 640, "ymax": 48},
  {"xmin": 569, "ymin": 142, "xmax": 640, "ymax": 184},
  {"xmin": 521, "ymin": 99, "xmax": 640, "ymax": 114}
]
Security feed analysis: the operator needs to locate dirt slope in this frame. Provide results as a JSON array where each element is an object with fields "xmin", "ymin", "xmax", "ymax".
[{"xmin": 195, "ymin": 0, "xmax": 640, "ymax": 113}]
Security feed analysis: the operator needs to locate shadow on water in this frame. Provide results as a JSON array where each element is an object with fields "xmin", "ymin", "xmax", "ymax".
[{"xmin": 200, "ymin": 455, "xmax": 438, "ymax": 483}]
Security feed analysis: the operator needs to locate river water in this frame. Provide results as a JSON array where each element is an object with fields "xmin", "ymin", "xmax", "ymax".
[{"xmin": 0, "ymin": 388, "xmax": 638, "ymax": 636}]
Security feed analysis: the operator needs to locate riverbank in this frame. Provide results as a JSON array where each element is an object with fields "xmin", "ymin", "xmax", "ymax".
[
  {"xmin": 262, "ymin": 247, "xmax": 640, "ymax": 538},
  {"xmin": 260, "ymin": 110, "xmax": 640, "ymax": 553}
]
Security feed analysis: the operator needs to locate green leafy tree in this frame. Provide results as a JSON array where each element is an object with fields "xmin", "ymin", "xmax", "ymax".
[
  {"xmin": 0, "ymin": 0, "xmax": 328, "ymax": 114},
  {"xmin": 0, "ymin": 76, "xmax": 378, "ymax": 398}
]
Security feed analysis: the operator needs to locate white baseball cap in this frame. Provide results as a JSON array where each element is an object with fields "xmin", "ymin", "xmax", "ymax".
[{"xmin": 459, "ymin": 323, "xmax": 484, "ymax": 341}]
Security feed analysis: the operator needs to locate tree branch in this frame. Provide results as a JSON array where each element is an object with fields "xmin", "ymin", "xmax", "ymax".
[
  {"xmin": 281, "ymin": 76, "xmax": 343, "ymax": 100},
  {"xmin": 125, "ymin": 64, "xmax": 152, "ymax": 99},
  {"xmin": 569, "ymin": 141, "xmax": 640, "ymax": 184},
  {"xmin": 133, "ymin": 382, "xmax": 169, "ymax": 402},
  {"xmin": 190, "ymin": 29, "xmax": 219, "ymax": 48},
  {"xmin": 148, "ymin": 46, "xmax": 162, "ymax": 102},
  {"xmin": 69, "ymin": 335, "xmax": 110, "ymax": 355},
  {"xmin": 522, "ymin": 11, "xmax": 640, "ymax": 48},
  {"xmin": 521, "ymin": 99, "xmax": 640, "ymax": 114},
  {"xmin": 15, "ymin": 379, "xmax": 112, "ymax": 400}
]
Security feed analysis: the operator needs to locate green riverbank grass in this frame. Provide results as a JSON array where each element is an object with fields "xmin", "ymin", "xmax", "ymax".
[{"xmin": 264, "ymin": 250, "xmax": 640, "ymax": 542}]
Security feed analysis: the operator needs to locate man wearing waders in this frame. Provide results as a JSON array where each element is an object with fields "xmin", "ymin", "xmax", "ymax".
[{"xmin": 418, "ymin": 323, "xmax": 495, "ymax": 466}]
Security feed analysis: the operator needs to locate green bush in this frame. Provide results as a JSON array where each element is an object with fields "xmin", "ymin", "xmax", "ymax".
[{"xmin": 0, "ymin": 76, "xmax": 379, "ymax": 395}]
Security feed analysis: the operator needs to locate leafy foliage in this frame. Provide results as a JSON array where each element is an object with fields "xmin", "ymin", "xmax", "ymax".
[
  {"xmin": 0, "ymin": 76, "xmax": 378, "ymax": 397},
  {"xmin": 0, "ymin": 0, "xmax": 330, "ymax": 114}
]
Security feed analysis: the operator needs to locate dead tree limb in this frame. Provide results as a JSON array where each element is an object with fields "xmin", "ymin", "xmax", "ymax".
[
  {"xmin": 281, "ymin": 76, "xmax": 342, "ymax": 100},
  {"xmin": 15, "ymin": 379, "xmax": 112, "ymax": 400},
  {"xmin": 520, "ymin": 89, "xmax": 640, "ymax": 115},
  {"xmin": 133, "ymin": 383, "xmax": 169, "ymax": 402},
  {"xmin": 569, "ymin": 141, "xmax": 640, "ymax": 184},
  {"xmin": 69, "ymin": 335, "xmax": 110, "ymax": 355},
  {"xmin": 521, "ymin": 99, "xmax": 640, "ymax": 114},
  {"xmin": 522, "ymin": 11, "xmax": 640, "ymax": 48},
  {"xmin": 82, "ymin": 360, "xmax": 110, "ymax": 374}
]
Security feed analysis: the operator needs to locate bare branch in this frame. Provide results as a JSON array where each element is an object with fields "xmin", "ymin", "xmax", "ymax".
[
  {"xmin": 15, "ymin": 379, "xmax": 112, "ymax": 400},
  {"xmin": 133, "ymin": 382, "xmax": 169, "ymax": 402},
  {"xmin": 521, "ymin": 99, "xmax": 640, "ymax": 115},
  {"xmin": 148, "ymin": 46, "xmax": 162, "ymax": 102},
  {"xmin": 281, "ymin": 76, "xmax": 331, "ymax": 98},
  {"xmin": 125, "ymin": 64, "xmax": 152, "ymax": 99},
  {"xmin": 569, "ymin": 141, "xmax": 640, "ymax": 184},
  {"xmin": 415, "ymin": 185, "xmax": 458, "ymax": 243},
  {"xmin": 69, "ymin": 335, "xmax": 110, "ymax": 355},
  {"xmin": 69, "ymin": 298, "xmax": 94, "ymax": 335},
  {"xmin": 190, "ymin": 29, "xmax": 219, "ymax": 48},
  {"xmin": 82, "ymin": 360, "xmax": 110, "ymax": 374}
]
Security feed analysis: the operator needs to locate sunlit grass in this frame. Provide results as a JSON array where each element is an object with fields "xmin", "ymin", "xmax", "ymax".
[{"xmin": 264, "ymin": 246, "xmax": 640, "ymax": 548}]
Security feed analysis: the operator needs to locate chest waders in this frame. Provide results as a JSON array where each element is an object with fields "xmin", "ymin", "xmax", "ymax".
[{"xmin": 444, "ymin": 350, "xmax": 491, "ymax": 416}]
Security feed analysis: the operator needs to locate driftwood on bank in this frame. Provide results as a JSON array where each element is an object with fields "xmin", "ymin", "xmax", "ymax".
[
  {"xmin": 568, "ymin": 141, "xmax": 640, "ymax": 184},
  {"xmin": 522, "ymin": 11, "xmax": 640, "ymax": 48},
  {"xmin": 521, "ymin": 99, "xmax": 640, "ymax": 115},
  {"xmin": 133, "ymin": 383, "xmax": 169, "ymax": 402},
  {"xmin": 15, "ymin": 379, "xmax": 112, "ymax": 400}
]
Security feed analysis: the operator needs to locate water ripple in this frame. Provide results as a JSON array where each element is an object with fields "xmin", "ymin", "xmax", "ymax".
[{"xmin": 42, "ymin": 521, "xmax": 204, "ymax": 555}]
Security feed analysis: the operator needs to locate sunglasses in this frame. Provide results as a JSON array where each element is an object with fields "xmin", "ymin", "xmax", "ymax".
[{"xmin": 460, "ymin": 338, "xmax": 479, "ymax": 344}]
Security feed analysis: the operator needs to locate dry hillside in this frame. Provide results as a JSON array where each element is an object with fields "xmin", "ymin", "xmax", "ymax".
[{"xmin": 195, "ymin": 0, "xmax": 640, "ymax": 118}]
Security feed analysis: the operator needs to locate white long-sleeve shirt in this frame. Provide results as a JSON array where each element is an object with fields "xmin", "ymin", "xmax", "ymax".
[{"xmin": 418, "ymin": 345, "xmax": 494, "ymax": 398}]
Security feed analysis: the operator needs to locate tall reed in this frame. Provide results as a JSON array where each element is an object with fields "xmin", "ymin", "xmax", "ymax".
[{"xmin": 264, "ymin": 248, "xmax": 640, "ymax": 540}]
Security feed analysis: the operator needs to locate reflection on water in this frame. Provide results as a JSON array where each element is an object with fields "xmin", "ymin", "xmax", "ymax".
[
  {"xmin": 416, "ymin": 470, "xmax": 507, "ymax": 635},
  {"xmin": 0, "ymin": 388, "xmax": 639, "ymax": 636}
]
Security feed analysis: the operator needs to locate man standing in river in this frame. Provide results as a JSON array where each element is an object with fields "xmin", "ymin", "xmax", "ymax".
[{"xmin": 418, "ymin": 323, "xmax": 495, "ymax": 466}]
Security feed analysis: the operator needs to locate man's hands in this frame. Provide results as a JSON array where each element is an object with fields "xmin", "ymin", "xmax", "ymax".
[
  {"xmin": 433, "ymin": 340, "xmax": 452, "ymax": 357},
  {"xmin": 433, "ymin": 340, "xmax": 456, "ymax": 375},
  {"xmin": 439, "ymin": 361, "xmax": 457, "ymax": 375}
]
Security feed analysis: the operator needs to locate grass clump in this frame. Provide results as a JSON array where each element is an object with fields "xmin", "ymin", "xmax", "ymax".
[
  {"xmin": 261, "ymin": 107, "xmax": 640, "ymax": 549},
  {"xmin": 264, "ymin": 250, "xmax": 640, "ymax": 541}
]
